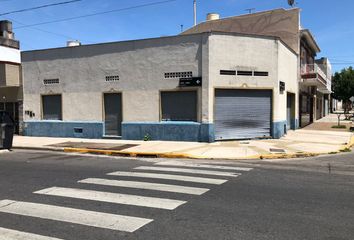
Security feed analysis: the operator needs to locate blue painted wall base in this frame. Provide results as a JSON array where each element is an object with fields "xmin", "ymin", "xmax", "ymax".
[
  {"xmin": 24, "ymin": 120, "xmax": 295, "ymax": 142},
  {"xmin": 24, "ymin": 121, "xmax": 104, "ymax": 139},
  {"xmin": 271, "ymin": 121, "xmax": 287, "ymax": 139},
  {"xmin": 122, "ymin": 122, "xmax": 215, "ymax": 142}
]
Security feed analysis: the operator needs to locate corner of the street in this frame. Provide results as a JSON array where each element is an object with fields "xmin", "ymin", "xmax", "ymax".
[{"xmin": 11, "ymin": 118, "xmax": 354, "ymax": 161}]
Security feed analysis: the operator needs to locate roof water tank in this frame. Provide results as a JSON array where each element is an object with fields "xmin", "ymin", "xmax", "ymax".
[
  {"xmin": 206, "ymin": 13, "xmax": 220, "ymax": 21},
  {"xmin": 66, "ymin": 40, "xmax": 81, "ymax": 47}
]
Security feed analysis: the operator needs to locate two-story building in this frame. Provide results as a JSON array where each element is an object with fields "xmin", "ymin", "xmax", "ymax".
[
  {"xmin": 182, "ymin": 8, "xmax": 332, "ymax": 128},
  {"xmin": 0, "ymin": 20, "xmax": 22, "ymax": 133},
  {"xmin": 299, "ymin": 30, "xmax": 332, "ymax": 127}
]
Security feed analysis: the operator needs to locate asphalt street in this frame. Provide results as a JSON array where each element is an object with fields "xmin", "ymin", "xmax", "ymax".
[{"xmin": 0, "ymin": 149, "xmax": 353, "ymax": 240}]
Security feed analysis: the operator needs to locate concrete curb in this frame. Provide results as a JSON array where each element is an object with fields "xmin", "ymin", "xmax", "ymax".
[
  {"xmin": 14, "ymin": 146, "xmax": 65, "ymax": 152},
  {"xmin": 346, "ymin": 135, "xmax": 354, "ymax": 148},
  {"xmin": 12, "ymin": 134, "xmax": 353, "ymax": 160},
  {"xmin": 63, "ymin": 147, "xmax": 321, "ymax": 160},
  {"xmin": 63, "ymin": 147, "xmax": 195, "ymax": 159}
]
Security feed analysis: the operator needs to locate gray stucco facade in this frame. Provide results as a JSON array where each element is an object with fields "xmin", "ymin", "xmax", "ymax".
[{"xmin": 22, "ymin": 32, "xmax": 298, "ymax": 142}]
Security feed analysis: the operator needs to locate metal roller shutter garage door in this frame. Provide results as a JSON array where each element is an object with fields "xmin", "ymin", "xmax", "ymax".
[{"xmin": 215, "ymin": 89, "xmax": 272, "ymax": 140}]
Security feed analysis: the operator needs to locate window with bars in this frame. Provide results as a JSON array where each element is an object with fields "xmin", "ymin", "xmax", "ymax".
[
  {"xmin": 164, "ymin": 71, "xmax": 193, "ymax": 79},
  {"xmin": 43, "ymin": 79, "xmax": 60, "ymax": 85}
]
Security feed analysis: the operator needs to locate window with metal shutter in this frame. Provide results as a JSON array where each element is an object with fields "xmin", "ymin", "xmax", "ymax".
[
  {"xmin": 161, "ymin": 91, "xmax": 197, "ymax": 122},
  {"xmin": 42, "ymin": 95, "xmax": 62, "ymax": 120}
]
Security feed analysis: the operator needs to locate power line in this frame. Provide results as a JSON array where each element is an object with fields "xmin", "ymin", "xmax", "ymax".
[
  {"xmin": 0, "ymin": 0, "xmax": 82, "ymax": 16},
  {"xmin": 8, "ymin": 17, "xmax": 93, "ymax": 43},
  {"xmin": 14, "ymin": 0, "xmax": 177, "ymax": 29}
]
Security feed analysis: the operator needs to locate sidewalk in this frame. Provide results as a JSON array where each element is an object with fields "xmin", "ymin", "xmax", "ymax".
[
  {"xmin": 11, "ymin": 129, "xmax": 354, "ymax": 160},
  {"xmin": 304, "ymin": 113, "xmax": 353, "ymax": 132}
]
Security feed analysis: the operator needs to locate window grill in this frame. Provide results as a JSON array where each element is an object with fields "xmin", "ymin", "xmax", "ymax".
[
  {"xmin": 237, "ymin": 71, "xmax": 253, "ymax": 76},
  {"xmin": 164, "ymin": 71, "xmax": 192, "ymax": 79},
  {"xmin": 220, "ymin": 70, "xmax": 236, "ymax": 75},
  {"xmin": 254, "ymin": 71, "xmax": 269, "ymax": 76},
  {"xmin": 43, "ymin": 79, "xmax": 59, "ymax": 85},
  {"xmin": 105, "ymin": 75, "xmax": 120, "ymax": 82}
]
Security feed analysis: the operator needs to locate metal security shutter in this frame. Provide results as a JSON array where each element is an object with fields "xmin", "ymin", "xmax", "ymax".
[
  {"xmin": 161, "ymin": 91, "xmax": 197, "ymax": 121},
  {"xmin": 42, "ymin": 95, "xmax": 62, "ymax": 120},
  {"xmin": 215, "ymin": 89, "xmax": 272, "ymax": 140}
]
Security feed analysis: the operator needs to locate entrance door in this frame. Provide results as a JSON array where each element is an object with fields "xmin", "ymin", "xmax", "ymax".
[
  {"xmin": 104, "ymin": 93, "xmax": 122, "ymax": 136},
  {"xmin": 1, "ymin": 102, "xmax": 19, "ymax": 134},
  {"xmin": 324, "ymin": 99, "xmax": 329, "ymax": 116},
  {"xmin": 300, "ymin": 94, "xmax": 313, "ymax": 128},
  {"xmin": 287, "ymin": 93, "xmax": 294, "ymax": 131},
  {"xmin": 215, "ymin": 89, "xmax": 272, "ymax": 140}
]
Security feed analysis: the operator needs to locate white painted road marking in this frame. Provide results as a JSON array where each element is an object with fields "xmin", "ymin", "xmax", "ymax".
[
  {"xmin": 107, "ymin": 171, "xmax": 228, "ymax": 185},
  {"xmin": 79, "ymin": 178, "xmax": 209, "ymax": 195},
  {"xmin": 134, "ymin": 166, "xmax": 240, "ymax": 177},
  {"xmin": 34, "ymin": 187, "xmax": 186, "ymax": 210},
  {"xmin": 155, "ymin": 161, "xmax": 253, "ymax": 171},
  {"xmin": 0, "ymin": 199, "xmax": 153, "ymax": 233},
  {"xmin": 0, "ymin": 227, "xmax": 63, "ymax": 240}
]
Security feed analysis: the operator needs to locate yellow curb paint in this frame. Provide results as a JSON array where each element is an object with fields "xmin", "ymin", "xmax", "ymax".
[
  {"xmin": 63, "ymin": 148, "xmax": 195, "ymax": 159},
  {"xmin": 347, "ymin": 135, "xmax": 354, "ymax": 148},
  {"xmin": 63, "ymin": 135, "xmax": 354, "ymax": 161}
]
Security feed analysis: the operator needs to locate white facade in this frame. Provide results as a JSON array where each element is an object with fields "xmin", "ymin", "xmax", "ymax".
[{"xmin": 0, "ymin": 45, "xmax": 21, "ymax": 64}]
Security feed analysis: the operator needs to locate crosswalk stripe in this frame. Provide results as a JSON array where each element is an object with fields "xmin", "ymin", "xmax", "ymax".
[
  {"xmin": 107, "ymin": 171, "xmax": 228, "ymax": 185},
  {"xmin": 34, "ymin": 187, "xmax": 186, "ymax": 210},
  {"xmin": 134, "ymin": 166, "xmax": 240, "ymax": 177},
  {"xmin": 0, "ymin": 227, "xmax": 63, "ymax": 240},
  {"xmin": 79, "ymin": 178, "xmax": 209, "ymax": 195},
  {"xmin": 154, "ymin": 161, "xmax": 253, "ymax": 171},
  {"xmin": 0, "ymin": 199, "xmax": 153, "ymax": 233}
]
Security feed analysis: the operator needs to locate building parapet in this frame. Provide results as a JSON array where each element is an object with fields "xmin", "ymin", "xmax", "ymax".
[{"xmin": 0, "ymin": 37, "xmax": 19, "ymax": 49}]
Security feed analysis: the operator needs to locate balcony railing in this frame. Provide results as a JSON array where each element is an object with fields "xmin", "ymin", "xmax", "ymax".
[{"xmin": 301, "ymin": 63, "xmax": 328, "ymax": 87}]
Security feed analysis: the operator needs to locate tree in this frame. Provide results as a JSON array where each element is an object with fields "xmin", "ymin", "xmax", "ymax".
[{"xmin": 332, "ymin": 66, "xmax": 354, "ymax": 115}]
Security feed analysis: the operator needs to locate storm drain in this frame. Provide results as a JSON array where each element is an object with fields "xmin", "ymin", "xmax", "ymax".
[{"xmin": 269, "ymin": 148, "xmax": 286, "ymax": 153}]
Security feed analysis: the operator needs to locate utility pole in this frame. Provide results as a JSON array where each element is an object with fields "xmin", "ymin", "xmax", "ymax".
[{"xmin": 193, "ymin": 0, "xmax": 197, "ymax": 26}]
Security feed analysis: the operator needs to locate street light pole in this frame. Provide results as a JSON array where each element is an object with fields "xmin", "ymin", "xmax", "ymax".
[{"xmin": 193, "ymin": 0, "xmax": 197, "ymax": 26}]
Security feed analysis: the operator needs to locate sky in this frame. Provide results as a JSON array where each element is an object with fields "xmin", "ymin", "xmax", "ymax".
[{"xmin": 1, "ymin": 0, "xmax": 354, "ymax": 72}]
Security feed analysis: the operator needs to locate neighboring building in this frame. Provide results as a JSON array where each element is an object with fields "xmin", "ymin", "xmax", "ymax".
[
  {"xmin": 299, "ymin": 32, "xmax": 332, "ymax": 126},
  {"xmin": 22, "ymin": 30, "xmax": 297, "ymax": 142},
  {"xmin": 0, "ymin": 20, "xmax": 22, "ymax": 133}
]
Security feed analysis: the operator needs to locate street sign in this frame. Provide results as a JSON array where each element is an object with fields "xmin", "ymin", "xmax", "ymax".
[{"xmin": 179, "ymin": 77, "xmax": 202, "ymax": 87}]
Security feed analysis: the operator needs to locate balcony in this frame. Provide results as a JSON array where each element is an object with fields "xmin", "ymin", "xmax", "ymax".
[{"xmin": 301, "ymin": 64, "xmax": 331, "ymax": 94}]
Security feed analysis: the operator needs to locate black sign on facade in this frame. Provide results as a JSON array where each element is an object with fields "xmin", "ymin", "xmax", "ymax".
[
  {"xmin": 279, "ymin": 81, "xmax": 285, "ymax": 93},
  {"xmin": 179, "ymin": 77, "xmax": 202, "ymax": 87}
]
